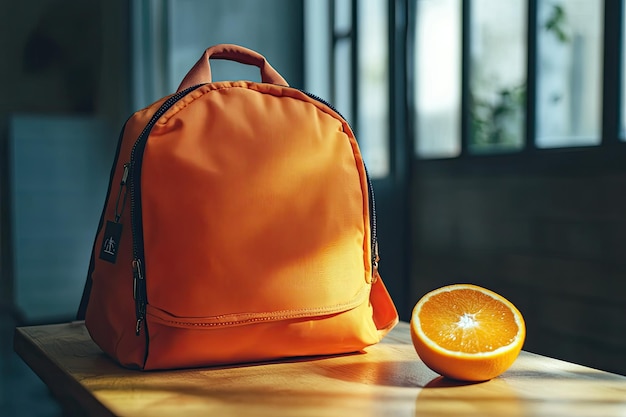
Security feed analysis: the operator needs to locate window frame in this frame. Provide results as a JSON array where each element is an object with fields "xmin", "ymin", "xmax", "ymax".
[{"xmin": 409, "ymin": 0, "xmax": 626, "ymax": 169}]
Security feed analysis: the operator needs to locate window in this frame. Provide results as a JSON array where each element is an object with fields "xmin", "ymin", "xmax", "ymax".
[
  {"xmin": 332, "ymin": 0, "xmax": 354, "ymax": 124},
  {"xmin": 536, "ymin": 0, "xmax": 603, "ymax": 148},
  {"xmin": 357, "ymin": 0, "xmax": 389, "ymax": 177},
  {"xmin": 469, "ymin": 0, "xmax": 526, "ymax": 154},
  {"xmin": 413, "ymin": 0, "xmax": 619, "ymax": 158},
  {"xmin": 413, "ymin": 0, "xmax": 462, "ymax": 158},
  {"xmin": 304, "ymin": 0, "xmax": 390, "ymax": 179}
]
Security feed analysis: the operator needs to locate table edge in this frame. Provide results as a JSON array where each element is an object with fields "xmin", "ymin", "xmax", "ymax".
[{"xmin": 13, "ymin": 326, "xmax": 117, "ymax": 417}]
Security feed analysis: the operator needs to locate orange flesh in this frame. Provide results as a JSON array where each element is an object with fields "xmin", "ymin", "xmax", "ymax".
[{"xmin": 418, "ymin": 289, "xmax": 519, "ymax": 353}]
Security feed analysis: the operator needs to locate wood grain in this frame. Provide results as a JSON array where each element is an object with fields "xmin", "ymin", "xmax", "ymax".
[{"xmin": 14, "ymin": 321, "xmax": 626, "ymax": 417}]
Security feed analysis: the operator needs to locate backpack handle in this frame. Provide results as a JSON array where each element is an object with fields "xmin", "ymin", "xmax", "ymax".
[{"xmin": 176, "ymin": 44, "xmax": 289, "ymax": 92}]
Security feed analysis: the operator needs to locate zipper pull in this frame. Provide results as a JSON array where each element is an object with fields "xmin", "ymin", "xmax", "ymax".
[
  {"xmin": 132, "ymin": 258, "xmax": 145, "ymax": 336},
  {"xmin": 120, "ymin": 163, "xmax": 130, "ymax": 186},
  {"xmin": 114, "ymin": 163, "xmax": 130, "ymax": 223},
  {"xmin": 372, "ymin": 240, "xmax": 380, "ymax": 283},
  {"xmin": 135, "ymin": 317, "xmax": 143, "ymax": 336},
  {"xmin": 100, "ymin": 163, "xmax": 130, "ymax": 264}
]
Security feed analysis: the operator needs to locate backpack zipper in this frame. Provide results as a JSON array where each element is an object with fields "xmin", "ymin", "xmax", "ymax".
[{"xmin": 129, "ymin": 85, "xmax": 204, "ymax": 336}]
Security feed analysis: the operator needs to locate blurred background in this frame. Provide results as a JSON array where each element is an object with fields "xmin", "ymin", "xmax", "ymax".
[{"xmin": 1, "ymin": 0, "xmax": 625, "ymax": 415}]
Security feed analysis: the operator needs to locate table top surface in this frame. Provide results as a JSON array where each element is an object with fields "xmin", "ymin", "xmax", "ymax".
[{"xmin": 14, "ymin": 321, "xmax": 626, "ymax": 417}]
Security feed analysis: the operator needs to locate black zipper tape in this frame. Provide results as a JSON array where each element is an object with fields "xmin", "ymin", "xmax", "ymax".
[{"xmin": 129, "ymin": 84, "xmax": 204, "ymax": 337}]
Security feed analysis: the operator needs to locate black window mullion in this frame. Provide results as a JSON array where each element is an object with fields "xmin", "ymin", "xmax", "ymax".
[
  {"xmin": 460, "ymin": 0, "xmax": 471, "ymax": 157},
  {"xmin": 601, "ymin": 0, "xmax": 623, "ymax": 145},
  {"xmin": 351, "ymin": 0, "xmax": 359, "ymax": 135},
  {"xmin": 526, "ymin": 0, "xmax": 538, "ymax": 153},
  {"xmin": 390, "ymin": 0, "xmax": 410, "ymax": 178},
  {"xmin": 329, "ymin": 0, "xmax": 337, "ymax": 105}
]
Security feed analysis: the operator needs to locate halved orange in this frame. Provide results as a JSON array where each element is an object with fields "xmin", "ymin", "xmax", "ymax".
[{"xmin": 410, "ymin": 284, "xmax": 526, "ymax": 381}]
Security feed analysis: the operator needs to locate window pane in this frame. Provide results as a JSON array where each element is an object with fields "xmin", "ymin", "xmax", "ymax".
[
  {"xmin": 536, "ymin": 0, "xmax": 603, "ymax": 148},
  {"xmin": 357, "ymin": 0, "xmax": 389, "ymax": 178},
  {"xmin": 469, "ymin": 0, "xmax": 526, "ymax": 154},
  {"xmin": 333, "ymin": 0, "xmax": 353, "ymax": 125},
  {"xmin": 414, "ymin": 0, "xmax": 462, "ymax": 159},
  {"xmin": 334, "ymin": 40, "xmax": 353, "ymax": 124}
]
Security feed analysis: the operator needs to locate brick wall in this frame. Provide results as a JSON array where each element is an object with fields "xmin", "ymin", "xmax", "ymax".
[{"xmin": 409, "ymin": 160, "xmax": 626, "ymax": 375}]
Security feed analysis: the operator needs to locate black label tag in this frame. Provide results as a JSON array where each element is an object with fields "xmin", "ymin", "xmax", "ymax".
[{"xmin": 100, "ymin": 221, "xmax": 123, "ymax": 263}]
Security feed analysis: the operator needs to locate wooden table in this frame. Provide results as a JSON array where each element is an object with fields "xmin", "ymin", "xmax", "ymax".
[{"xmin": 14, "ymin": 321, "xmax": 626, "ymax": 417}]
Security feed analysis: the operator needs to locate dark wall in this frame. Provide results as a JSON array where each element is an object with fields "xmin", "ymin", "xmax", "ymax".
[
  {"xmin": 410, "ymin": 150, "xmax": 626, "ymax": 375},
  {"xmin": 0, "ymin": 0, "xmax": 131, "ymax": 317}
]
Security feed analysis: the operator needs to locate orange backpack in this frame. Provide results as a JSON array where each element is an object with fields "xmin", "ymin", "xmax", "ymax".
[{"xmin": 77, "ymin": 44, "xmax": 398, "ymax": 370}]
